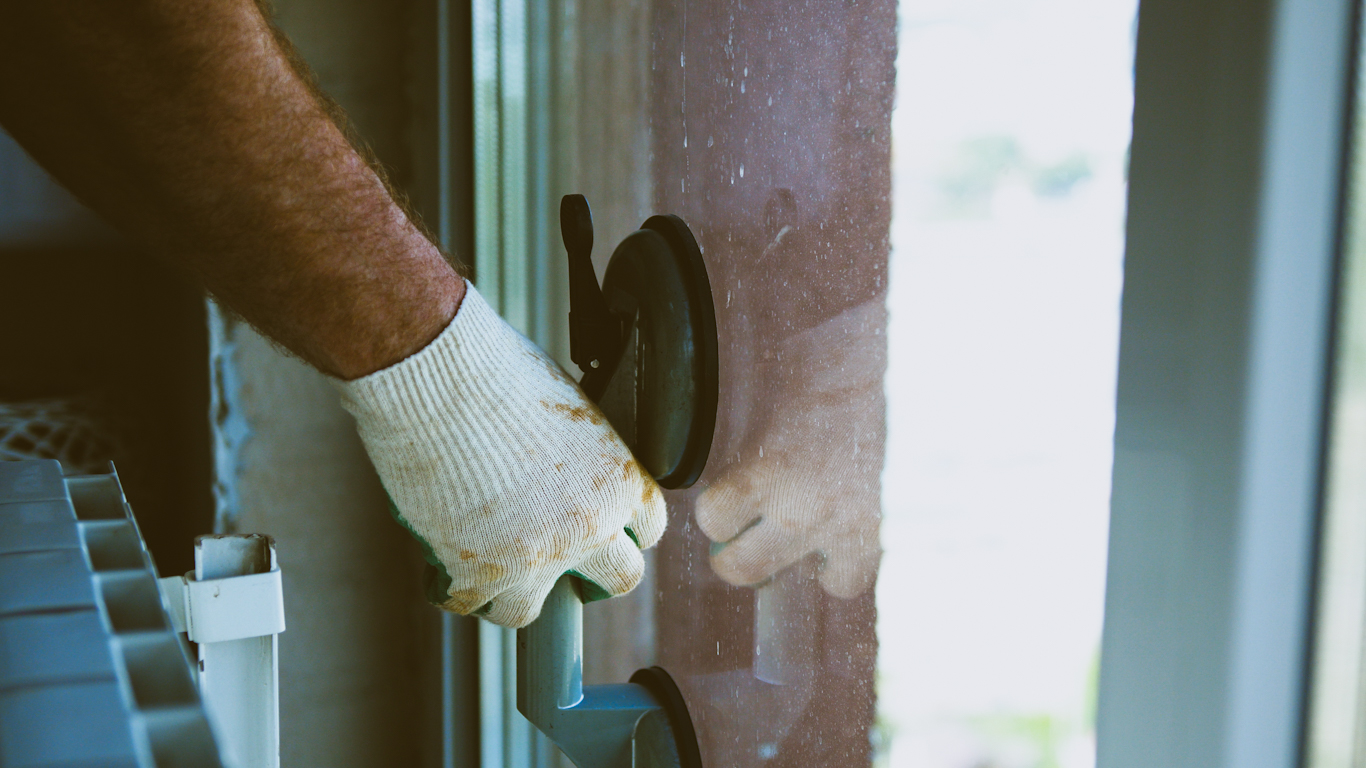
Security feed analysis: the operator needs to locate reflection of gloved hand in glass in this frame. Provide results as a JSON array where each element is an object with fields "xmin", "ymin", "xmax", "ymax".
[
  {"xmin": 335, "ymin": 283, "xmax": 667, "ymax": 628},
  {"xmin": 697, "ymin": 301, "xmax": 886, "ymax": 598}
]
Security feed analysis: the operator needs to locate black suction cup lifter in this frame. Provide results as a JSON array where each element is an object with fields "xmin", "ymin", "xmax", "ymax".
[
  {"xmin": 561, "ymin": 195, "xmax": 625, "ymax": 383},
  {"xmin": 524, "ymin": 194, "xmax": 713, "ymax": 768}
]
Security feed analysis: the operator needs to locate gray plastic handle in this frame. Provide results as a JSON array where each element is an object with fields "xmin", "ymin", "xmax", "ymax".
[{"xmin": 516, "ymin": 576, "xmax": 682, "ymax": 768}]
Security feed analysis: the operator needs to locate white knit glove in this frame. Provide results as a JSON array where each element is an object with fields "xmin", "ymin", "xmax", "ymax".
[{"xmin": 334, "ymin": 282, "xmax": 667, "ymax": 628}]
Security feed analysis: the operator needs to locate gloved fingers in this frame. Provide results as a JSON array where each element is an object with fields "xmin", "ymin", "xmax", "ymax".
[
  {"xmin": 695, "ymin": 465, "xmax": 769, "ymax": 544},
  {"xmin": 481, "ymin": 577, "xmax": 561, "ymax": 628},
  {"xmin": 433, "ymin": 581, "xmax": 500, "ymax": 617},
  {"xmin": 816, "ymin": 539, "xmax": 880, "ymax": 599},
  {"xmin": 571, "ymin": 531, "xmax": 646, "ymax": 598},
  {"xmin": 710, "ymin": 517, "xmax": 809, "ymax": 588},
  {"xmin": 628, "ymin": 473, "xmax": 668, "ymax": 549}
]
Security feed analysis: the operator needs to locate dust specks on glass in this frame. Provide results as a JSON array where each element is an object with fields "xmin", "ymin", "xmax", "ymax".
[
  {"xmin": 640, "ymin": 2, "xmax": 893, "ymax": 764},
  {"xmin": 569, "ymin": 0, "xmax": 1132, "ymax": 765}
]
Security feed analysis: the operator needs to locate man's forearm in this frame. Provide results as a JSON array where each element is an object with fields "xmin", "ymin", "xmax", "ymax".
[{"xmin": 0, "ymin": 1, "xmax": 462, "ymax": 379}]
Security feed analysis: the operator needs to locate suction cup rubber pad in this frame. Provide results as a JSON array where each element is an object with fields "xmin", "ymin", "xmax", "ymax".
[
  {"xmin": 597, "ymin": 215, "xmax": 718, "ymax": 489},
  {"xmin": 630, "ymin": 666, "xmax": 704, "ymax": 768}
]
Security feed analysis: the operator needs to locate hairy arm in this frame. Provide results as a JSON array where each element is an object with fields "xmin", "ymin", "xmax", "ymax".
[
  {"xmin": 0, "ymin": 1, "xmax": 673, "ymax": 627},
  {"xmin": 0, "ymin": 0, "xmax": 462, "ymax": 380}
]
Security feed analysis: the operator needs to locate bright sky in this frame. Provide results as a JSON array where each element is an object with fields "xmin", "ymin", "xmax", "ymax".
[{"xmin": 878, "ymin": 0, "xmax": 1137, "ymax": 766}]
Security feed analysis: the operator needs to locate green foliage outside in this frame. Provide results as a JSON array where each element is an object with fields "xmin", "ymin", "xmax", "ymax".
[{"xmin": 935, "ymin": 135, "xmax": 1093, "ymax": 218}]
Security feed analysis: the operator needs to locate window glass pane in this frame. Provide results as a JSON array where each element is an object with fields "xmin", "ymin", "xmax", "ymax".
[{"xmin": 564, "ymin": 1, "xmax": 1134, "ymax": 766}]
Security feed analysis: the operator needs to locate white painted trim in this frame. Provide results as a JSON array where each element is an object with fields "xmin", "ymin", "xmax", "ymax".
[{"xmin": 1097, "ymin": 0, "xmax": 1356, "ymax": 765}]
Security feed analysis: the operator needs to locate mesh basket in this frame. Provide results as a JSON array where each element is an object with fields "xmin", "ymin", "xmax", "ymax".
[{"xmin": 0, "ymin": 397, "xmax": 124, "ymax": 475}]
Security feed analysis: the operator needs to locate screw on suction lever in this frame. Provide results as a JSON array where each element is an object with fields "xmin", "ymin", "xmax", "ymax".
[{"xmin": 562, "ymin": 195, "xmax": 625, "ymax": 375}]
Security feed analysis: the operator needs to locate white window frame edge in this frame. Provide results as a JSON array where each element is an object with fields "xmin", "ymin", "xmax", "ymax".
[
  {"xmin": 1303, "ymin": 8, "xmax": 1366, "ymax": 766},
  {"xmin": 1098, "ymin": 0, "xmax": 1357, "ymax": 767}
]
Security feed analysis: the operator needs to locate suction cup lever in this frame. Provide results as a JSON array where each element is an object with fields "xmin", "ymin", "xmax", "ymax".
[{"xmin": 562, "ymin": 195, "xmax": 625, "ymax": 376}]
